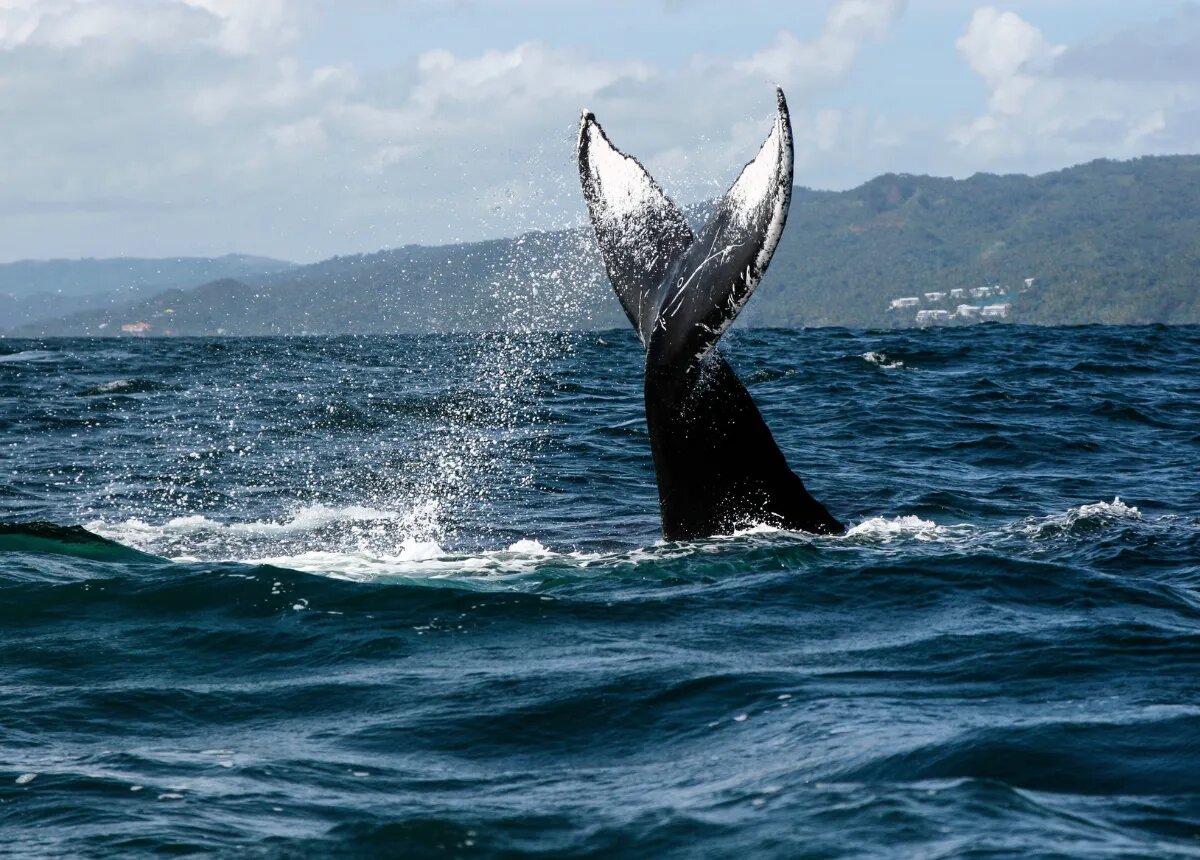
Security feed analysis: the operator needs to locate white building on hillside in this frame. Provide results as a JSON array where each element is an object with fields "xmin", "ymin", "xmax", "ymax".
[
  {"xmin": 916, "ymin": 309, "xmax": 952, "ymax": 325},
  {"xmin": 956, "ymin": 304, "xmax": 980, "ymax": 318},
  {"xmin": 981, "ymin": 304, "xmax": 1010, "ymax": 319},
  {"xmin": 889, "ymin": 297, "xmax": 920, "ymax": 310}
]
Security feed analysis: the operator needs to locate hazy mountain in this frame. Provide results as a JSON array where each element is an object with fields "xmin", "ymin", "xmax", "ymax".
[
  {"xmin": 10, "ymin": 154, "xmax": 1200, "ymax": 337},
  {"xmin": 0, "ymin": 254, "xmax": 295, "ymax": 331}
]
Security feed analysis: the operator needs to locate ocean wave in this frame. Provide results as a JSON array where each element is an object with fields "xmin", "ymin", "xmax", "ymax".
[
  {"xmin": 0, "ymin": 349, "xmax": 59, "ymax": 363},
  {"xmin": 1016, "ymin": 498, "xmax": 1143, "ymax": 541},
  {"xmin": 861, "ymin": 351, "xmax": 905, "ymax": 369},
  {"xmin": 76, "ymin": 378, "xmax": 174, "ymax": 397},
  {"xmin": 112, "ymin": 503, "xmax": 417, "ymax": 536},
  {"xmin": 844, "ymin": 515, "xmax": 955, "ymax": 541},
  {"xmin": 248, "ymin": 539, "xmax": 560, "ymax": 581},
  {"xmin": 836, "ymin": 710, "xmax": 1200, "ymax": 796},
  {"xmin": 14, "ymin": 497, "xmax": 1180, "ymax": 585},
  {"xmin": 3, "ymin": 328, "xmax": 1199, "ymax": 859},
  {"xmin": 0, "ymin": 521, "xmax": 157, "ymax": 563}
]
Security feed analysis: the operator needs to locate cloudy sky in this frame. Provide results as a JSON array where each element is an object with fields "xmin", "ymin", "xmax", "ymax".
[{"xmin": 2, "ymin": 0, "xmax": 1197, "ymax": 263}]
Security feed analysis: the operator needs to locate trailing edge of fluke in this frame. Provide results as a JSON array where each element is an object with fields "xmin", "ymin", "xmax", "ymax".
[{"xmin": 577, "ymin": 87, "xmax": 844, "ymax": 540}]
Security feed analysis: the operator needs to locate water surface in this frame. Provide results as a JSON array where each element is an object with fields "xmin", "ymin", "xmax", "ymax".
[{"xmin": 2, "ymin": 326, "xmax": 1199, "ymax": 857}]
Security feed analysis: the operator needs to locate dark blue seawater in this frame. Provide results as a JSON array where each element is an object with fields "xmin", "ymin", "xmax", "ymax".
[{"xmin": 2, "ymin": 326, "xmax": 1199, "ymax": 858}]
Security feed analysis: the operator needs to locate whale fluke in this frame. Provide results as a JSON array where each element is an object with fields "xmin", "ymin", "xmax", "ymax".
[
  {"xmin": 578, "ymin": 89, "xmax": 844, "ymax": 540},
  {"xmin": 578, "ymin": 110, "xmax": 695, "ymax": 346}
]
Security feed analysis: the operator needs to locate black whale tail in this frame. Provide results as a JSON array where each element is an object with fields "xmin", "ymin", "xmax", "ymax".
[{"xmin": 578, "ymin": 88, "xmax": 844, "ymax": 540}]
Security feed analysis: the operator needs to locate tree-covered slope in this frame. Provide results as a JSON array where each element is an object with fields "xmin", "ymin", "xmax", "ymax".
[
  {"xmin": 12, "ymin": 154, "xmax": 1200, "ymax": 336},
  {"xmin": 749, "ymin": 155, "xmax": 1200, "ymax": 328}
]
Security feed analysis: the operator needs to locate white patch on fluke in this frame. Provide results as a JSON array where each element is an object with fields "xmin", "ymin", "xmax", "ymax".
[
  {"xmin": 581, "ymin": 119, "xmax": 664, "ymax": 222},
  {"xmin": 725, "ymin": 112, "xmax": 786, "ymax": 231},
  {"xmin": 691, "ymin": 90, "xmax": 794, "ymax": 353}
]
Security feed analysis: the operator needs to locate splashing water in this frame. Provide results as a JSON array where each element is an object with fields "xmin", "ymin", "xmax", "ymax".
[{"xmin": 2, "ymin": 325, "xmax": 1199, "ymax": 857}]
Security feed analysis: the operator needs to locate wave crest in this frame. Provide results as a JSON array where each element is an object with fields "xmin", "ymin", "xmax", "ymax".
[{"xmin": 845, "ymin": 516, "xmax": 949, "ymax": 541}]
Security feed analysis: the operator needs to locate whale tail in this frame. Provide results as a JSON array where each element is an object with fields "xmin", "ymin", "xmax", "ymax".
[{"xmin": 578, "ymin": 88, "xmax": 843, "ymax": 540}]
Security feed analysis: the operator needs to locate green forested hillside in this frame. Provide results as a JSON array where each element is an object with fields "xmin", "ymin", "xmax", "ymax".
[
  {"xmin": 750, "ymin": 154, "xmax": 1200, "ymax": 328},
  {"xmin": 12, "ymin": 154, "xmax": 1200, "ymax": 336}
]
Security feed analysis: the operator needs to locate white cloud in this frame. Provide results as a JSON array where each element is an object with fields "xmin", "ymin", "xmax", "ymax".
[
  {"xmin": 180, "ymin": 0, "xmax": 302, "ymax": 53},
  {"xmin": 10, "ymin": 0, "xmax": 1196, "ymax": 264},
  {"xmin": 955, "ymin": 6, "xmax": 1061, "ymax": 89},
  {"xmin": 7, "ymin": 0, "xmax": 1190, "ymax": 263},
  {"xmin": 0, "ymin": 0, "xmax": 914, "ymax": 261},
  {"xmin": 949, "ymin": 6, "xmax": 1200, "ymax": 169},
  {"xmin": 737, "ymin": 0, "xmax": 905, "ymax": 86}
]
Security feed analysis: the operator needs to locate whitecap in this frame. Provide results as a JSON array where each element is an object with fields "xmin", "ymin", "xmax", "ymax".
[
  {"xmin": 1015, "ymin": 497, "xmax": 1144, "ymax": 541},
  {"xmin": 89, "ymin": 502, "xmax": 431, "ymax": 545},
  {"xmin": 247, "ymin": 539, "xmax": 564, "ymax": 581},
  {"xmin": 507, "ymin": 538, "xmax": 551, "ymax": 555},
  {"xmin": 87, "ymin": 379, "xmax": 135, "ymax": 393},
  {"xmin": 845, "ymin": 516, "xmax": 950, "ymax": 541},
  {"xmin": 862, "ymin": 351, "xmax": 905, "ymax": 370},
  {"xmin": 1072, "ymin": 497, "xmax": 1141, "ymax": 520},
  {"xmin": 0, "ymin": 349, "xmax": 59, "ymax": 363}
]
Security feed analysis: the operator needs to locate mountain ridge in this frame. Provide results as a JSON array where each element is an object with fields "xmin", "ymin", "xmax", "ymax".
[
  {"xmin": 0, "ymin": 253, "xmax": 297, "ymax": 332},
  {"xmin": 8, "ymin": 154, "xmax": 1200, "ymax": 336}
]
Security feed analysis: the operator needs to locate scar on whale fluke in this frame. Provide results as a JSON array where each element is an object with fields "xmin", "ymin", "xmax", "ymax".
[{"xmin": 577, "ymin": 87, "xmax": 844, "ymax": 541}]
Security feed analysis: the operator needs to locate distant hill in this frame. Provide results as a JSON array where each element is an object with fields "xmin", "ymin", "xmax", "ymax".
[
  {"xmin": 749, "ymin": 154, "xmax": 1200, "ymax": 328},
  {"xmin": 8, "ymin": 234, "xmax": 617, "ymax": 336},
  {"xmin": 10, "ymin": 154, "xmax": 1200, "ymax": 336},
  {"xmin": 0, "ymin": 254, "xmax": 295, "ymax": 331}
]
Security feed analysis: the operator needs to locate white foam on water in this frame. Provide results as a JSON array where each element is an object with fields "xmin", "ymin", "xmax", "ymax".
[
  {"xmin": 0, "ymin": 349, "xmax": 59, "ymax": 363},
  {"xmin": 88, "ymin": 504, "xmax": 574, "ymax": 580},
  {"xmin": 89, "ymin": 379, "xmax": 136, "ymax": 393},
  {"xmin": 1072, "ymin": 497, "xmax": 1141, "ymax": 520},
  {"xmin": 507, "ymin": 538, "xmax": 551, "ymax": 555},
  {"xmin": 251, "ymin": 545, "xmax": 452, "ymax": 581},
  {"xmin": 1015, "ymin": 497, "xmax": 1144, "ymax": 540},
  {"xmin": 250, "ymin": 539, "xmax": 572, "ymax": 582},
  {"xmin": 89, "ymin": 503, "xmax": 426, "ymax": 542},
  {"xmin": 862, "ymin": 351, "xmax": 905, "ymax": 370},
  {"xmin": 78, "ymin": 497, "xmax": 1173, "ymax": 584},
  {"xmin": 845, "ymin": 516, "xmax": 952, "ymax": 541}
]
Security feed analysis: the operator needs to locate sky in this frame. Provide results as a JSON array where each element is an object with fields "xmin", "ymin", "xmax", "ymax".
[{"xmin": 1, "ymin": 0, "xmax": 1198, "ymax": 263}]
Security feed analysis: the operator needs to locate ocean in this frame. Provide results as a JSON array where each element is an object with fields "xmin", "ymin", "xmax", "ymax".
[{"xmin": 2, "ymin": 325, "xmax": 1198, "ymax": 858}]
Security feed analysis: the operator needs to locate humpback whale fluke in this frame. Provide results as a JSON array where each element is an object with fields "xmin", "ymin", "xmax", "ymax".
[{"xmin": 578, "ymin": 88, "xmax": 844, "ymax": 540}]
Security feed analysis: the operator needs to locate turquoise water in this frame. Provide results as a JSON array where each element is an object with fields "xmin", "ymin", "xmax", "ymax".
[{"xmin": 2, "ymin": 326, "xmax": 1199, "ymax": 857}]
